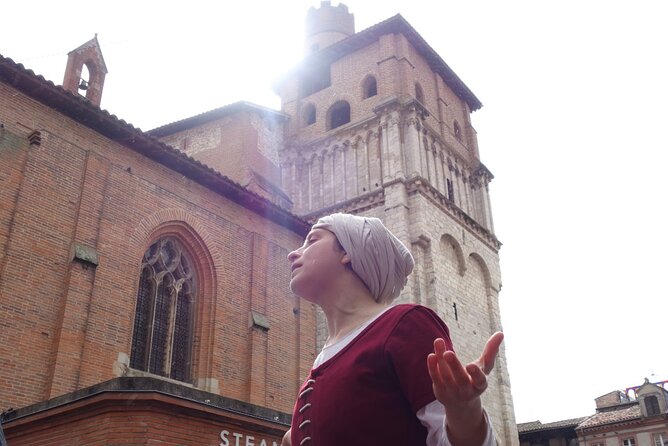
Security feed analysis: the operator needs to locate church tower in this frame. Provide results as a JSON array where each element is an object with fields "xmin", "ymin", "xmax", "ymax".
[{"xmin": 275, "ymin": 2, "xmax": 518, "ymax": 444}]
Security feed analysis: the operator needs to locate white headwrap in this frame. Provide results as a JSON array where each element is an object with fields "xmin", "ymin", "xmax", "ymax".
[{"xmin": 312, "ymin": 213, "xmax": 414, "ymax": 304}]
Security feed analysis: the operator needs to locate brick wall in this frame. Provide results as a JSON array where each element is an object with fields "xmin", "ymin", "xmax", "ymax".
[
  {"xmin": 0, "ymin": 82, "xmax": 316, "ymax": 414},
  {"xmin": 156, "ymin": 109, "xmax": 287, "ymax": 208},
  {"xmin": 4, "ymin": 388, "xmax": 287, "ymax": 445}
]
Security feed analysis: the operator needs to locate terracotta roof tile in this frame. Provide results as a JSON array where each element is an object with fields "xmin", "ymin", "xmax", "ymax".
[
  {"xmin": 577, "ymin": 404, "xmax": 641, "ymax": 429},
  {"xmin": 518, "ymin": 417, "xmax": 587, "ymax": 433}
]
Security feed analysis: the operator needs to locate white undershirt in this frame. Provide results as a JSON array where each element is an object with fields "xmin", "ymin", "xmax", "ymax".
[{"xmin": 313, "ymin": 307, "xmax": 495, "ymax": 446}]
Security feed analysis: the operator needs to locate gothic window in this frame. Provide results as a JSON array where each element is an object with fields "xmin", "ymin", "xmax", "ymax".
[
  {"xmin": 303, "ymin": 103, "xmax": 316, "ymax": 126},
  {"xmin": 646, "ymin": 395, "xmax": 661, "ymax": 416},
  {"xmin": 130, "ymin": 236, "xmax": 196, "ymax": 382},
  {"xmin": 362, "ymin": 75, "xmax": 377, "ymax": 99},
  {"xmin": 415, "ymin": 82, "xmax": 425, "ymax": 104},
  {"xmin": 454, "ymin": 120, "xmax": 462, "ymax": 141},
  {"xmin": 328, "ymin": 101, "xmax": 351, "ymax": 130}
]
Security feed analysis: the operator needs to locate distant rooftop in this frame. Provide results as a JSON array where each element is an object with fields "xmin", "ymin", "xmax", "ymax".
[
  {"xmin": 518, "ymin": 417, "xmax": 588, "ymax": 434},
  {"xmin": 578, "ymin": 403, "xmax": 641, "ymax": 430}
]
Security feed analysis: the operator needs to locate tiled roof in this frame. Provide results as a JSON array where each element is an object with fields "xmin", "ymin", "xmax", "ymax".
[
  {"xmin": 148, "ymin": 101, "xmax": 288, "ymax": 137},
  {"xmin": 577, "ymin": 404, "xmax": 641, "ymax": 430},
  {"xmin": 518, "ymin": 417, "xmax": 588, "ymax": 433}
]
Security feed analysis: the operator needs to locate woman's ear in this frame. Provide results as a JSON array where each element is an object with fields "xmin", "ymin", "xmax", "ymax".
[{"xmin": 341, "ymin": 252, "xmax": 351, "ymax": 265}]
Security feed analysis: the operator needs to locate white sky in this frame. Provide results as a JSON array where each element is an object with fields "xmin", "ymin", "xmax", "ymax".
[{"xmin": 2, "ymin": 0, "xmax": 667, "ymax": 424}]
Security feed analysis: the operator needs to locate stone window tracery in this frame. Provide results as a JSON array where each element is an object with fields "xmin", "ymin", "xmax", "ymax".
[{"xmin": 130, "ymin": 236, "xmax": 196, "ymax": 382}]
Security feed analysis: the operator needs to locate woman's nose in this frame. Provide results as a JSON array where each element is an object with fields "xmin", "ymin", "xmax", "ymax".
[{"xmin": 287, "ymin": 249, "xmax": 300, "ymax": 262}]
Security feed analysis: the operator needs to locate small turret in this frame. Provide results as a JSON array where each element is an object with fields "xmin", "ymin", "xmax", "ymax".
[
  {"xmin": 304, "ymin": 1, "xmax": 354, "ymax": 55},
  {"xmin": 62, "ymin": 35, "xmax": 108, "ymax": 107}
]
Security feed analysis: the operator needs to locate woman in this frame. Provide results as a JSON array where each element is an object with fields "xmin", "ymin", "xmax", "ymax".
[{"xmin": 283, "ymin": 213, "xmax": 503, "ymax": 446}]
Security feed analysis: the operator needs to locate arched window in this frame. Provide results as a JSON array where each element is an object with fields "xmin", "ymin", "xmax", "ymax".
[
  {"xmin": 328, "ymin": 101, "xmax": 351, "ymax": 130},
  {"xmin": 454, "ymin": 120, "xmax": 462, "ymax": 141},
  {"xmin": 362, "ymin": 75, "xmax": 377, "ymax": 99},
  {"xmin": 303, "ymin": 103, "xmax": 316, "ymax": 126},
  {"xmin": 415, "ymin": 82, "xmax": 425, "ymax": 104},
  {"xmin": 130, "ymin": 236, "xmax": 196, "ymax": 382},
  {"xmin": 645, "ymin": 395, "xmax": 661, "ymax": 416},
  {"xmin": 78, "ymin": 64, "xmax": 90, "ymax": 96}
]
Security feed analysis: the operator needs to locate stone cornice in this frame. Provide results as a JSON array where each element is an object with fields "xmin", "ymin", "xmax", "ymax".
[
  {"xmin": 0, "ymin": 377, "xmax": 290, "ymax": 426},
  {"xmin": 299, "ymin": 189, "xmax": 385, "ymax": 223},
  {"xmin": 405, "ymin": 177, "xmax": 501, "ymax": 251}
]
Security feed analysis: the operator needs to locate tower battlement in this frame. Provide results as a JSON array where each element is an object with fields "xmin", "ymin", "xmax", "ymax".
[{"xmin": 304, "ymin": 1, "xmax": 355, "ymax": 54}]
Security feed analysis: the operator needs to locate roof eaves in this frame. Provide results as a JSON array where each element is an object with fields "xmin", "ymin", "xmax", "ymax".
[{"xmin": 148, "ymin": 101, "xmax": 289, "ymax": 137}]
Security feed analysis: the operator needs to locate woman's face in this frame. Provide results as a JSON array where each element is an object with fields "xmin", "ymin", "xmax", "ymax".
[{"xmin": 287, "ymin": 228, "xmax": 348, "ymax": 300}]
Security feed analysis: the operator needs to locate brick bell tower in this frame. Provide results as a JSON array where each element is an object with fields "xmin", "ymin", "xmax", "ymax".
[
  {"xmin": 275, "ymin": 2, "xmax": 518, "ymax": 444},
  {"xmin": 62, "ymin": 35, "xmax": 108, "ymax": 107}
]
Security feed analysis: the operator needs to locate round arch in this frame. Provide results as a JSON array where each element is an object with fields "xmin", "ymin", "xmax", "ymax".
[
  {"xmin": 468, "ymin": 252, "xmax": 493, "ymax": 295},
  {"xmin": 440, "ymin": 234, "xmax": 466, "ymax": 276}
]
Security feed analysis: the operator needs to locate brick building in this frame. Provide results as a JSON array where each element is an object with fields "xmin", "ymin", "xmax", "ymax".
[
  {"xmin": 518, "ymin": 418, "xmax": 585, "ymax": 446},
  {"xmin": 576, "ymin": 380, "xmax": 668, "ymax": 446},
  {"xmin": 0, "ymin": 2, "xmax": 518, "ymax": 444},
  {"xmin": 517, "ymin": 379, "xmax": 668, "ymax": 446},
  {"xmin": 0, "ymin": 36, "xmax": 314, "ymax": 445}
]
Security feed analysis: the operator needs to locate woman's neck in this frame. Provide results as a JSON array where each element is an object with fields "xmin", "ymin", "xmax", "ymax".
[{"xmin": 322, "ymin": 294, "xmax": 388, "ymax": 346}]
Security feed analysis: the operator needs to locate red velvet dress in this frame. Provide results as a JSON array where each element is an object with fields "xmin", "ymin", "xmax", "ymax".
[{"xmin": 290, "ymin": 304, "xmax": 453, "ymax": 445}]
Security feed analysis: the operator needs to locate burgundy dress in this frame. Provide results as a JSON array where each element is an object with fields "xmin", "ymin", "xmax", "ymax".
[{"xmin": 291, "ymin": 304, "xmax": 453, "ymax": 446}]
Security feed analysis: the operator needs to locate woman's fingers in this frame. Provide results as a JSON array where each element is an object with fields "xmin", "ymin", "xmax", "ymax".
[{"xmin": 479, "ymin": 332, "xmax": 504, "ymax": 375}]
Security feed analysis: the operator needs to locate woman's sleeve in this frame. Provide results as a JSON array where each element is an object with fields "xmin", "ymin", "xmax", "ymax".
[
  {"xmin": 384, "ymin": 305, "xmax": 454, "ymax": 414},
  {"xmin": 417, "ymin": 401, "xmax": 496, "ymax": 446}
]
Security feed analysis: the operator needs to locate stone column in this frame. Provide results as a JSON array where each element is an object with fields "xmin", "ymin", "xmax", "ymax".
[
  {"xmin": 403, "ymin": 114, "xmax": 421, "ymax": 178},
  {"xmin": 382, "ymin": 111, "xmax": 403, "ymax": 181},
  {"xmin": 358, "ymin": 136, "xmax": 369, "ymax": 194},
  {"xmin": 322, "ymin": 149, "xmax": 334, "ymax": 207}
]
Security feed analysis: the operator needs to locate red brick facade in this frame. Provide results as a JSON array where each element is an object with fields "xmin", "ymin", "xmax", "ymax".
[
  {"xmin": 4, "ymin": 378, "xmax": 287, "ymax": 445},
  {"xmin": 0, "ymin": 48, "xmax": 315, "ymax": 441}
]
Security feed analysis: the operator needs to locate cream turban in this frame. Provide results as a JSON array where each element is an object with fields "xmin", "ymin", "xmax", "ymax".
[{"xmin": 312, "ymin": 213, "xmax": 414, "ymax": 304}]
